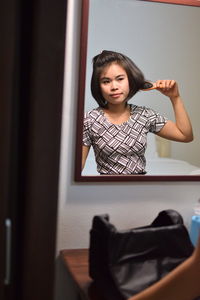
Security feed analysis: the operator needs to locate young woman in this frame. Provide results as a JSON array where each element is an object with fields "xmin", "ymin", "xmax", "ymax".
[{"xmin": 82, "ymin": 50, "xmax": 193, "ymax": 175}]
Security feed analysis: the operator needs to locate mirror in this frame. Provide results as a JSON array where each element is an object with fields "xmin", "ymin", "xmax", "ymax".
[{"xmin": 75, "ymin": 0, "xmax": 200, "ymax": 182}]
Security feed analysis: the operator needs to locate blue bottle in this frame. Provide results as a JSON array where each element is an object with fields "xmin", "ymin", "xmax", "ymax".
[{"xmin": 190, "ymin": 199, "xmax": 200, "ymax": 246}]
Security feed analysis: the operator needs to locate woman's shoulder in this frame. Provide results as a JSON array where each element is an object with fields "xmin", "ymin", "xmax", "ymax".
[
  {"xmin": 84, "ymin": 107, "xmax": 101, "ymax": 118},
  {"xmin": 84, "ymin": 107, "xmax": 102, "ymax": 128}
]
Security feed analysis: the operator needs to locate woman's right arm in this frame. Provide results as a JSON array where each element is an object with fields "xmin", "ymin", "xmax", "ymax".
[{"xmin": 82, "ymin": 145, "xmax": 90, "ymax": 171}]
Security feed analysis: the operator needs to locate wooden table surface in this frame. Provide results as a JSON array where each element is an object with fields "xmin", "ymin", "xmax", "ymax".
[{"xmin": 60, "ymin": 249, "xmax": 106, "ymax": 300}]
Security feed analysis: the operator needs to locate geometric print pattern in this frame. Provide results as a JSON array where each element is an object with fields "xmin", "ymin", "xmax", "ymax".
[{"xmin": 83, "ymin": 104, "xmax": 167, "ymax": 175}]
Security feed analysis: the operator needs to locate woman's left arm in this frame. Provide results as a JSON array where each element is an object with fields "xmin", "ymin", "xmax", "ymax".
[{"xmin": 155, "ymin": 80, "xmax": 193, "ymax": 142}]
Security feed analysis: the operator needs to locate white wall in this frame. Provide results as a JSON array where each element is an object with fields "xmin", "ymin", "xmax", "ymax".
[{"xmin": 54, "ymin": 1, "xmax": 200, "ymax": 299}]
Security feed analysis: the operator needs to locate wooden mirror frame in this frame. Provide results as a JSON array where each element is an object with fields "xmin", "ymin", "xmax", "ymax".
[{"xmin": 75, "ymin": 0, "xmax": 200, "ymax": 182}]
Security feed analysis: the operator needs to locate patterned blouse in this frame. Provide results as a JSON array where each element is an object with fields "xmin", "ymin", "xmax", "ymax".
[{"xmin": 83, "ymin": 104, "xmax": 167, "ymax": 175}]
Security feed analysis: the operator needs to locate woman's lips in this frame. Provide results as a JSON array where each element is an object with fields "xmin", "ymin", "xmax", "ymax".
[{"xmin": 110, "ymin": 93, "xmax": 122, "ymax": 98}]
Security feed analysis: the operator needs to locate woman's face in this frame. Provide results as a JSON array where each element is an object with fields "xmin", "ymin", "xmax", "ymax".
[{"xmin": 99, "ymin": 62, "xmax": 130, "ymax": 106}]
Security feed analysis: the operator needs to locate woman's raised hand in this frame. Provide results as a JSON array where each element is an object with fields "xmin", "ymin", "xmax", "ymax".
[{"xmin": 155, "ymin": 79, "xmax": 180, "ymax": 99}]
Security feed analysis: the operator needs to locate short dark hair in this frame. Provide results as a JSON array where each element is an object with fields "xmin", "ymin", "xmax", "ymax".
[{"xmin": 91, "ymin": 50, "xmax": 146, "ymax": 107}]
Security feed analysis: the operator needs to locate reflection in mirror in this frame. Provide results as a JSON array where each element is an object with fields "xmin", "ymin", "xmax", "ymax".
[{"xmin": 75, "ymin": 0, "xmax": 200, "ymax": 181}]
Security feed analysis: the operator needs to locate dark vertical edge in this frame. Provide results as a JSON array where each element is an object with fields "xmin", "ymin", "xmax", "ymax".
[{"xmin": 74, "ymin": 0, "xmax": 90, "ymax": 181}]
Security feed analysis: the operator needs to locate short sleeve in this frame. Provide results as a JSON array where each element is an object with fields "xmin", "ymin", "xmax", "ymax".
[
  {"xmin": 146, "ymin": 108, "xmax": 168, "ymax": 133},
  {"xmin": 83, "ymin": 112, "xmax": 92, "ymax": 146}
]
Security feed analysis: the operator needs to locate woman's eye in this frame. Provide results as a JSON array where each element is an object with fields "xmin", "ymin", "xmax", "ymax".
[{"xmin": 102, "ymin": 80, "xmax": 110, "ymax": 84}]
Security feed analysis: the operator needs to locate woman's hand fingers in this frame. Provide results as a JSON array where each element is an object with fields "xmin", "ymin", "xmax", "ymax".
[
  {"xmin": 156, "ymin": 79, "xmax": 174, "ymax": 90},
  {"xmin": 155, "ymin": 80, "xmax": 179, "ymax": 98}
]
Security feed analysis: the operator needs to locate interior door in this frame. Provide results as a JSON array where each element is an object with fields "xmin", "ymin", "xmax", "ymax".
[
  {"xmin": 0, "ymin": 1, "xmax": 20, "ymax": 298},
  {"xmin": 0, "ymin": 1, "xmax": 67, "ymax": 299}
]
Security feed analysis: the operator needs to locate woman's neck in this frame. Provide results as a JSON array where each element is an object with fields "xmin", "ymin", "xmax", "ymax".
[
  {"xmin": 104, "ymin": 102, "xmax": 129, "ymax": 114},
  {"xmin": 102, "ymin": 103, "xmax": 131, "ymax": 125}
]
